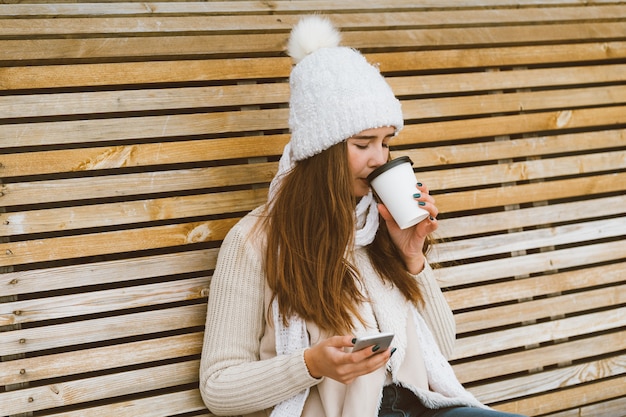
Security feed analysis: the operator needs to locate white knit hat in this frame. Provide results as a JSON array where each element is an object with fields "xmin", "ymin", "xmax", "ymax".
[{"xmin": 287, "ymin": 16, "xmax": 404, "ymax": 161}]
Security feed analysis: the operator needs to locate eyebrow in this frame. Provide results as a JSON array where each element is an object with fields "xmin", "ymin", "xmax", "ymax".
[{"xmin": 350, "ymin": 134, "xmax": 395, "ymax": 140}]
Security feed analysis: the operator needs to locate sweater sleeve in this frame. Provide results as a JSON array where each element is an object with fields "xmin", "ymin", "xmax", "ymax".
[
  {"xmin": 199, "ymin": 218, "xmax": 319, "ymax": 416},
  {"xmin": 413, "ymin": 262, "xmax": 457, "ymax": 359}
]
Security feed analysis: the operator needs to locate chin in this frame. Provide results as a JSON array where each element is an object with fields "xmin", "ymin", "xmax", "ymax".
[
  {"xmin": 353, "ymin": 186, "xmax": 370, "ymax": 198},
  {"xmin": 352, "ymin": 178, "xmax": 371, "ymax": 198}
]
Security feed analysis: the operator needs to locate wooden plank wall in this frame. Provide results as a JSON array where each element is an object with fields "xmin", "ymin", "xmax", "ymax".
[{"xmin": 1, "ymin": 1, "xmax": 625, "ymax": 416}]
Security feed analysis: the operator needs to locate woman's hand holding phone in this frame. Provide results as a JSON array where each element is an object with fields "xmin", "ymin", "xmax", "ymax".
[{"xmin": 303, "ymin": 333, "xmax": 394, "ymax": 384}]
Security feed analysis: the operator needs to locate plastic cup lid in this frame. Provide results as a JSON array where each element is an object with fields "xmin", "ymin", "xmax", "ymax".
[{"xmin": 366, "ymin": 156, "xmax": 413, "ymax": 182}]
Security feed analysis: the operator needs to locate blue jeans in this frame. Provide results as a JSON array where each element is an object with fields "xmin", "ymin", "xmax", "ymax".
[{"xmin": 378, "ymin": 385, "xmax": 527, "ymax": 417}]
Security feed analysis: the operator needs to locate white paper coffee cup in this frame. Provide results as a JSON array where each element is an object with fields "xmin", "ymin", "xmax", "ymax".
[{"xmin": 367, "ymin": 156, "xmax": 430, "ymax": 229}]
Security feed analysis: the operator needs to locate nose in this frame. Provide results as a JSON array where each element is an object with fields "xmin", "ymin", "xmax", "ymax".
[{"xmin": 369, "ymin": 143, "xmax": 388, "ymax": 168}]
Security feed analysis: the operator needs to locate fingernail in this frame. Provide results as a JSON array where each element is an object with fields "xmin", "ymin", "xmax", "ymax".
[
  {"xmin": 390, "ymin": 347, "xmax": 397, "ymax": 357},
  {"xmin": 413, "ymin": 193, "xmax": 421, "ymax": 198},
  {"xmin": 351, "ymin": 338, "xmax": 356, "ymax": 344},
  {"xmin": 372, "ymin": 344, "xmax": 380, "ymax": 352},
  {"xmin": 429, "ymin": 216, "xmax": 435, "ymax": 221},
  {"xmin": 418, "ymin": 201, "xmax": 426, "ymax": 206},
  {"xmin": 417, "ymin": 182, "xmax": 423, "ymax": 187}
]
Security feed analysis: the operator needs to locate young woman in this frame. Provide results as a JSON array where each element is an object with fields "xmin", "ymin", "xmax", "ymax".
[{"xmin": 199, "ymin": 16, "xmax": 526, "ymax": 417}]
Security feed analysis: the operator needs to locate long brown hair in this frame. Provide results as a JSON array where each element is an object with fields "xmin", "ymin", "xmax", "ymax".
[{"xmin": 260, "ymin": 142, "xmax": 426, "ymax": 334}]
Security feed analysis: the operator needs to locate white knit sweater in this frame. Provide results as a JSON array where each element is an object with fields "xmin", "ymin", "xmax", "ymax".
[{"xmin": 199, "ymin": 208, "xmax": 485, "ymax": 416}]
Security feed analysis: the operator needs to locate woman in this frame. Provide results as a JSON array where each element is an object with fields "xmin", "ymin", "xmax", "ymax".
[{"xmin": 199, "ymin": 16, "xmax": 526, "ymax": 417}]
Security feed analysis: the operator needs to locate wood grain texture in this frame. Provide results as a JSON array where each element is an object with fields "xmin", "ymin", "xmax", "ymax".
[
  {"xmin": 0, "ymin": 304, "xmax": 206, "ymax": 357},
  {"xmin": 1, "ymin": 2, "xmax": 624, "ymax": 416}
]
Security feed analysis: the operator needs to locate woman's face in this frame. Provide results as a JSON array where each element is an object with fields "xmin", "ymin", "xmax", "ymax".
[{"xmin": 346, "ymin": 126, "xmax": 395, "ymax": 197}]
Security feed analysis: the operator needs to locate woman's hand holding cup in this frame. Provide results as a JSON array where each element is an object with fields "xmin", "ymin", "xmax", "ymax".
[
  {"xmin": 368, "ymin": 157, "xmax": 438, "ymax": 274},
  {"xmin": 377, "ymin": 182, "xmax": 438, "ymax": 275}
]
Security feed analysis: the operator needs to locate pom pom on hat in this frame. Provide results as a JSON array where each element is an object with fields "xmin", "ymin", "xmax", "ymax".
[
  {"xmin": 287, "ymin": 16, "xmax": 404, "ymax": 161},
  {"xmin": 287, "ymin": 16, "xmax": 341, "ymax": 64}
]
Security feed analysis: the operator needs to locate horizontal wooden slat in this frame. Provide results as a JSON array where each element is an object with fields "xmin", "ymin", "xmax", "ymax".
[
  {"xmin": 436, "ymin": 194, "xmax": 626, "ymax": 240},
  {"xmin": 432, "ymin": 217, "xmax": 626, "ymax": 264},
  {"xmin": 435, "ymin": 241, "xmax": 625, "ymax": 287},
  {"xmin": 4, "ymin": 6, "xmax": 625, "ymax": 36},
  {"xmin": 444, "ymin": 262, "xmax": 626, "ymax": 311},
  {"xmin": 0, "ymin": 109, "xmax": 289, "ymax": 148},
  {"xmin": 0, "ymin": 164, "xmax": 275, "ymax": 207},
  {"xmin": 455, "ymin": 284, "xmax": 626, "ymax": 333},
  {"xmin": 4, "ymin": 104, "xmax": 623, "ymax": 149},
  {"xmin": 0, "ymin": 304, "xmax": 205, "ymax": 357},
  {"xmin": 6, "ymin": 82, "xmax": 625, "ymax": 130},
  {"xmin": 0, "ymin": 360, "xmax": 200, "ymax": 416},
  {"xmin": 0, "ymin": 32, "xmax": 287, "ymax": 61},
  {"xmin": 453, "ymin": 330, "xmax": 626, "ymax": 384},
  {"xmin": 404, "ymin": 85, "xmax": 626, "ymax": 119},
  {"xmin": 495, "ymin": 374, "xmax": 626, "ymax": 416},
  {"xmin": 0, "ymin": 189, "xmax": 266, "ymax": 236},
  {"xmin": 398, "ymin": 105, "xmax": 626, "ymax": 146},
  {"xmin": 0, "ymin": 58, "xmax": 291, "ymax": 90},
  {"xmin": 0, "ymin": 332, "xmax": 203, "ymax": 386},
  {"xmin": 548, "ymin": 396, "xmax": 626, "ymax": 417},
  {"xmin": 435, "ymin": 172, "xmax": 626, "ymax": 213},
  {"xmin": 0, "ymin": 249, "xmax": 218, "ymax": 297},
  {"xmin": 0, "ymin": 0, "xmax": 622, "ymax": 17},
  {"xmin": 0, "ymin": 135, "xmax": 289, "ymax": 178},
  {"xmin": 323, "ymin": 23, "xmax": 626, "ymax": 51},
  {"xmin": 423, "ymin": 150, "xmax": 626, "ymax": 193},
  {"xmin": 3, "ymin": 23, "xmax": 625, "ymax": 61},
  {"xmin": 0, "ymin": 218, "xmax": 238, "ymax": 267},
  {"xmin": 452, "ymin": 307, "xmax": 626, "ymax": 360},
  {"xmin": 0, "ymin": 277, "xmax": 209, "ymax": 326},
  {"xmin": 472, "ymin": 353, "xmax": 626, "ymax": 405},
  {"xmin": 43, "ymin": 389, "xmax": 208, "ymax": 417},
  {"xmin": 2, "ymin": 42, "xmax": 625, "ymax": 91},
  {"xmin": 392, "ymin": 63, "xmax": 626, "ymax": 97},
  {"xmin": 0, "ymin": 83, "xmax": 290, "ymax": 119}
]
